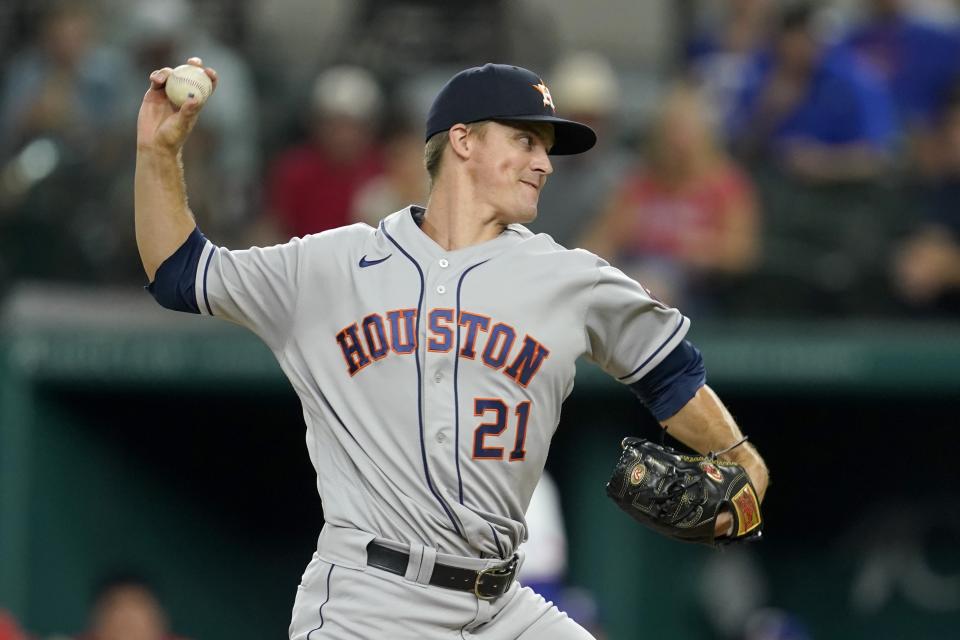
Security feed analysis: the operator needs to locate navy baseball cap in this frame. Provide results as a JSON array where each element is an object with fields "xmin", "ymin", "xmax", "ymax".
[{"xmin": 426, "ymin": 63, "xmax": 597, "ymax": 155}]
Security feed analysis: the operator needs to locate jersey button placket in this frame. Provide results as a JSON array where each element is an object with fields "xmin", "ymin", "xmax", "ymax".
[
  {"xmin": 422, "ymin": 260, "xmax": 455, "ymax": 487},
  {"xmin": 436, "ymin": 259, "xmax": 449, "ymax": 294}
]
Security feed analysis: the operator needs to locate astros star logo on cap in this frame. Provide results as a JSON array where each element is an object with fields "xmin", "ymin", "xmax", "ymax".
[{"xmin": 532, "ymin": 82, "xmax": 555, "ymax": 111}]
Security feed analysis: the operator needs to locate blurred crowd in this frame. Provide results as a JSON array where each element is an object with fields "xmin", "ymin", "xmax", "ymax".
[
  {"xmin": 1, "ymin": 573, "xmax": 187, "ymax": 640},
  {"xmin": 2, "ymin": 0, "xmax": 960, "ymax": 320},
  {"xmin": 3, "ymin": 3, "xmax": 957, "ymax": 638}
]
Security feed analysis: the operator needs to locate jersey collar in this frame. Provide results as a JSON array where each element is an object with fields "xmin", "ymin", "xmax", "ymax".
[{"xmin": 380, "ymin": 206, "xmax": 529, "ymax": 264}]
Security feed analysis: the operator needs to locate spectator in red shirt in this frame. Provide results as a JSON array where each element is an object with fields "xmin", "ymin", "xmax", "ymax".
[
  {"xmin": 582, "ymin": 82, "xmax": 760, "ymax": 312},
  {"xmin": 259, "ymin": 65, "xmax": 385, "ymax": 242},
  {"xmin": 350, "ymin": 120, "xmax": 428, "ymax": 227}
]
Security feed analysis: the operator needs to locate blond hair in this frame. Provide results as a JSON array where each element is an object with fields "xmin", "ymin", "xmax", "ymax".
[{"xmin": 423, "ymin": 122, "xmax": 490, "ymax": 191}]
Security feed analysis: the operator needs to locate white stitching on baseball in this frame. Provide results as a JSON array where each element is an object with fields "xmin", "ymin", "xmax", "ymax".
[{"xmin": 172, "ymin": 75, "xmax": 210, "ymax": 99}]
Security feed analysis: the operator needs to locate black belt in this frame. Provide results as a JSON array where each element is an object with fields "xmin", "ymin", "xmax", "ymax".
[{"xmin": 365, "ymin": 541, "xmax": 518, "ymax": 600}]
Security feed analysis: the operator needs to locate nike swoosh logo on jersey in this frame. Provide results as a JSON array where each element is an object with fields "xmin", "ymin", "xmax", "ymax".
[{"xmin": 359, "ymin": 254, "xmax": 392, "ymax": 268}]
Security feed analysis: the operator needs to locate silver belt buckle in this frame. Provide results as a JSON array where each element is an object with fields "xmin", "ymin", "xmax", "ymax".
[{"xmin": 474, "ymin": 555, "xmax": 518, "ymax": 600}]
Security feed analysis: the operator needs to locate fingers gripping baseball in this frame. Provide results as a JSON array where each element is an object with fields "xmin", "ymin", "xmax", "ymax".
[{"xmin": 137, "ymin": 57, "xmax": 217, "ymax": 153}]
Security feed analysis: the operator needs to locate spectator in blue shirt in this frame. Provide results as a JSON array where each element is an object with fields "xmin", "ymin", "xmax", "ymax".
[
  {"xmin": 685, "ymin": 0, "xmax": 776, "ymax": 141},
  {"xmin": 842, "ymin": 0, "xmax": 960, "ymax": 132},
  {"xmin": 729, "ymin": 4, "xmax": 897, "ymax": 183}
]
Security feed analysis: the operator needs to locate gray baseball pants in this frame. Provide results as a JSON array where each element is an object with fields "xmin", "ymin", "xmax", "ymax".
[{"xmin": 289, "ymin": 525, "xmax": 595, "ymax": 640}]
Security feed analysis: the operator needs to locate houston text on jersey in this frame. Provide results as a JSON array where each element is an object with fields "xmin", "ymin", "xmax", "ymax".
[{"xmin": 336, "ymin": 308, "xmax": 550, "ymax": 387}]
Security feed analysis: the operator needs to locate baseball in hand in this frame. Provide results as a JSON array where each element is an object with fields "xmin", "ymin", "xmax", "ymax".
[{"xmin": 165, "ymin": 64, "xmax": 213, "ymax": 108}]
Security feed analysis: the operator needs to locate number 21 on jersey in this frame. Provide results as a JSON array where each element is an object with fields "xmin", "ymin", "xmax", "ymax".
[{"xmin": 472, "ymin": 398, "xmax": 530, "ymax": 461}]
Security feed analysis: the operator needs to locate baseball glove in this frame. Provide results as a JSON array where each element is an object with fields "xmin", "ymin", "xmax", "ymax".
[{"xmin": 605, "ymin": 436, "xmax": 763, "ymax": 547}]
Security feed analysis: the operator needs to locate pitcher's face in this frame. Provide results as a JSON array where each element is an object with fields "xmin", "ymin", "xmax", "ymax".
[{"xmin": 468, "ymin": 121, "xmax": 555, "ymax": 225}]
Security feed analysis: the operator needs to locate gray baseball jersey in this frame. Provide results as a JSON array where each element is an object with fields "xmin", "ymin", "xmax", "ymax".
[{"xmin": 193, "ymin": 205, "xmax": 688, "ymax": 559}]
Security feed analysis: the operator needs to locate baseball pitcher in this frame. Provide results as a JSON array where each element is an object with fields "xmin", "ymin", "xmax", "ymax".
[{"xmin": 135, "ymin": 59, "xmax": 769, "ymax": 639}]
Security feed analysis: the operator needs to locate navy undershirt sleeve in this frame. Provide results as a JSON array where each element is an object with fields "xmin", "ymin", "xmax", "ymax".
[
  {"xmin": 629, "ymin": 339, "xmax": 706, "ymax": 421},
  {"xmin": 146, "ymin": 226, "xmax": 207, "ymax": 313}
]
